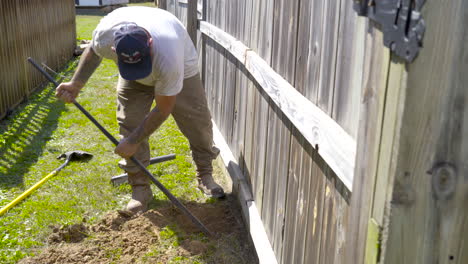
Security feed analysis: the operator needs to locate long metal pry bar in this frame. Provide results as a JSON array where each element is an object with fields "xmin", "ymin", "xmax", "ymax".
[{"xmin": 28, "ymin": 57, "xmax": 215, "ymax": 238}]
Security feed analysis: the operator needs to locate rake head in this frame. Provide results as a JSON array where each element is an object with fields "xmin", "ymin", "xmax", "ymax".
[{"xmin": 57, "ymin": 151, "xmax": 93, "ymax": 162}]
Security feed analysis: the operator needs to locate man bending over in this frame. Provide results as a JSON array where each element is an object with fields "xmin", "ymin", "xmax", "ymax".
[{"xmin": 56, "ymin": 6, "xmax": 225, "ymax": 213}]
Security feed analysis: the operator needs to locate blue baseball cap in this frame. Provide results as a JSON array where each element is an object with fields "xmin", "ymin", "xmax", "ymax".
[{"xmin": 114, "ymin": 24, "xmax": 152, "ymax": 80}]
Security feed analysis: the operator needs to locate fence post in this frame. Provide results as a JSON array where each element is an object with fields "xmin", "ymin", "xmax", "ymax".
[
  {"xmin": 187, "ymin": 0, "xmax": 197, "ymax": 45},
  {"xmin": 156, "ymin": 0, "xmax": 167, "ymax": 10}
]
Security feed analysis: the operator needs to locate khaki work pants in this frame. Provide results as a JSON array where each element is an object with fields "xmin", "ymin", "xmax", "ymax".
[{"xmin": 116, "ymin": 74, "xmax": 219, "ymax": 176}]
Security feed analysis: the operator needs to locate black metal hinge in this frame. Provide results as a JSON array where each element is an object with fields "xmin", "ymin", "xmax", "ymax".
[{"xmin": 354, "ymin": 0, "xmax": 426, "ymax": 62}]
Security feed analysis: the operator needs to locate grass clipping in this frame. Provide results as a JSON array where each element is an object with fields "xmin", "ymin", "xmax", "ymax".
[{"xmin": 19, "ymin": 197, "xmax": 256, "ymax": 263}]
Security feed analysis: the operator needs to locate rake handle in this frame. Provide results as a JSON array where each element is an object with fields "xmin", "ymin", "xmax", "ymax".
[
  {"xmin": 0, "ymin": 157, "xmax": 72, "ymax": 216},
  {"xmin": 27, "ymin": 58, "xmax": 215, "ymax": 237}
]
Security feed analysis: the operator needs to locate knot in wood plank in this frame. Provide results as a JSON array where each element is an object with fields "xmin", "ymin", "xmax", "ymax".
[{"xmin": 429, "ymin": 162, "xmax": 457, "ymax": 200}]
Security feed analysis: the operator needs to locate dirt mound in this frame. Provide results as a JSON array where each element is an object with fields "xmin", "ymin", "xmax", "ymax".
[
  {"xmin": 19, "ymin": 198, "xmax": 257, "ymax": 263},
  {"xmin": 47, "ymin": 223, "xmax": 89, "ymax": 243}
]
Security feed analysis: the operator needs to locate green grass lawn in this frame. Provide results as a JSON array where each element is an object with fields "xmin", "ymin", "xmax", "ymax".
[{"xmin": 0, "ymin": 2, "xmax": 223, "ymax": 263}]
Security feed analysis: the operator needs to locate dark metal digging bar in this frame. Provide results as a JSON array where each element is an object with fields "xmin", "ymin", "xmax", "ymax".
[
  {"xmin": 28, "ymin": 58, "xmax": 215, "ymax": 238},
  {"xmin": 111, "ymin": 154, "xmax": 176, "ymax": 185}
]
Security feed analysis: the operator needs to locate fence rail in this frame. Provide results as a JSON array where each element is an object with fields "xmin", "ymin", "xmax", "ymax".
[
  {"xmin": 200, "ymin": 21, "xmax": 356, "ymax": 190},
  {"xmin": 0, "ymin": 0, "xmax": 76, "ymax": 120}
]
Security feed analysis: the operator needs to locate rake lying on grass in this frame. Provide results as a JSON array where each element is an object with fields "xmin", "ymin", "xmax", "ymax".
[{"xmin": 0, "ymin": 151, "xmax": 93, "ymax": 216}]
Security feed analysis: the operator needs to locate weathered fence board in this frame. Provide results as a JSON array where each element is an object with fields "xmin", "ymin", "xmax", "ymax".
[
  {"xmin": 271, "ymin": 0, "xmax": 299, "ymax": 85},
  {"xmin": 242, "ymin": 76, "xmax": 255, "ymax": 185},
  {"xmin": 0, "ymin": 0, "xmax": 75, "ymax": 120},
  {"xmin": 186, "ymin": 0, "xmax": 197, "ymax": 44},
  {"xmin": 248, "ymin": 0, "xmax": 261, "ymax": 53},
  {"xmin": 372, "ymin": 61, "xmax": 405, "ymax": 226},
  {"xmin": 320, "ymin": 175, "xmax": 339, "ymax": 264},
  {"xmin": 326, "ymin": 180, "xmax": 349, "ymax": 264},
  {"xmin": 196, "ymin": 0, "xmax": 203, "ymax": 68},
  {"xmin": 262, "ymin": 106, "xmax": 291, "ymax": 262},
  {"xmin": 345, "ymin": 23, "xmax": 390, "ymax": 264},
  {"xmin": 303, "ymin": 149, "xmax": 327, "ymax": 263},
  {"xmin": 244, "ymin": 0, "xmax": 271, "ymax": 214},
  {"xmin": 166, "ymin": 0, "xmax": 176, "ymax": 19},
  {"xmin": 282, "ymin": 129, "xmax": 309, "ymax": 264},
  {"xmin": 332, "ymin": 0, "xmax": 365, "ymax": 138},
  {"xmin": 232, "ymin": 64, "xmax": 248, "ymax": 170},
  {"xmin": 295, "ymin": 0, "xmax": 316, "ymax": 97},
  {"xmin": 384, "ymin": 0, "xmax": 468, "ymax": 262},
  {"xmin": 234, "ymin": 0, "xmax": 245, "ymax": 41},
  {"xmin": 317, "ymin": 0, "xmax": 341, "ymax": 114},
  {"xmin": 222, "ymin": 54, "xmax": 237, "ymax": 147},
  {"xmin": 256, "ymin": 0, "xmax": 274, "ymax": 64},
  {"xmin": 230, "ymin": 0, "xmax": 247, "ymax": 163},
  {"xmin": 176, "ymin": 0, "xmax": 188, "ymax": 27},
  {"xmin": 214, "ymin": 0, "xmax": 226, "ymax": 138},
  {"xmin": 203, "ymin": 37, "xmax": 215, "ymax": 121},
  {"xmin": 295, "ymin": 0, "xmax": 323, "ymax": 103},
  {"xmin": 240, "ymin": 0, "xmax": 256, "ymax": 185},
  {"xmin": 249, "ymin": 85, "xmax": 269, "ymax": 213},
  {"xmin": 242, "ymin": 0, "xmax": 254, "ymax": 46}
]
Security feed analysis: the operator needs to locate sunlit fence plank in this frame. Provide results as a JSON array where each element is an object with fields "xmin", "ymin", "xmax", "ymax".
[{"xmin": 0, "ymin": 0, "xmax": 76, "ymax": 120}]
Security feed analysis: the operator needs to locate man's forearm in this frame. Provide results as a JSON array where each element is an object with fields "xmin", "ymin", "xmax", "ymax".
[
  {"xmin": 71, "ymin": 46, "xmax": 102, "ymax": 87},
  {"xmin": 127, "ymin": 107, "xmax": 169, "ymax": 144}
]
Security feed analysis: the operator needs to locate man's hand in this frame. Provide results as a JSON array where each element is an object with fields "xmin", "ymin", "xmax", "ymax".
[
  {"xmin": 115, "ymin": 95, "xmax": 175, "ymax": 159},
  {"xmin": 56, "ymin": 82, "xmax": 82, "ymax": 103},
  {"xmin": 114, "ymin": 137, "xmax": 140, "ymax": 159},
  {"xmin": 56, "ymin": 46, "xmax": 102, "ymax": 103}
]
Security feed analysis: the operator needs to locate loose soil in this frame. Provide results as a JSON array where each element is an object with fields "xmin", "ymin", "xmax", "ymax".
[{"xmin": 19, "ymin": 196, "xmax": 257, "ymax": 264}]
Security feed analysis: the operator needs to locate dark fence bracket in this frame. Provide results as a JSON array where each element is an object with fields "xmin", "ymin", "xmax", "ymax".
[{"xmin": 353, "ymin": 0, "xmax": 426, "ymax": 62}]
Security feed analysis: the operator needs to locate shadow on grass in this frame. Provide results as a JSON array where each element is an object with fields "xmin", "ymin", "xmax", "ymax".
[
  {"xmin": 0, "ymin": 56, "xmax": 80, "ymax": 190},
  {"xmin": 0, "ymin": 84, "xmax": 66, "ymax": 189}
]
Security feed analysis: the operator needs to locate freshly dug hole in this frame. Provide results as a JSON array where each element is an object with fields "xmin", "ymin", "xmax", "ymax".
[{"xmin": 19, "ymin": 197, "xmax": 257, "ymax": 264}]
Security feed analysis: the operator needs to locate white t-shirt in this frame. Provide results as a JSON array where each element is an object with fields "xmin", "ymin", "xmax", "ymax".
[{"xmin": 91, "ymin": 6, "xmax": 199, "ymax": 96}]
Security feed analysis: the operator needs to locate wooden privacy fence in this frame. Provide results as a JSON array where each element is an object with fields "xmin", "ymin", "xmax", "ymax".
[
  {"xmin": 0, "ymin": 0, "xmax": 76, "ymax": 120},
  {"xmin": 166, "ymin": 0, "xmax": 359, "ymax": 262},
  {"xmin": 166, "ymin": 0, "xmax": 468, "ymax": 263}
]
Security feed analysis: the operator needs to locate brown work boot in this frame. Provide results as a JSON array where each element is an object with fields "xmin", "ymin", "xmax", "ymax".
[
  {"xmin": 197, "ymin": 173, "xmax": 225, "ymax": 198},
  {"xmin": 126, "ymin": 171, "xmax": 153, "ymax": 213}
]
